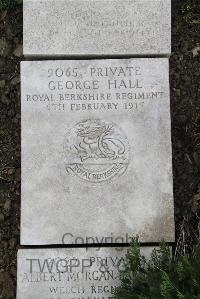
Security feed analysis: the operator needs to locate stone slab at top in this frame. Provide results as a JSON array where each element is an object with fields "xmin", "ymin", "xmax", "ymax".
[
  {"xmin": 23, "ymin": 0, "xmax": 171, "ymax": 57},
  {"xmin": 20, "ymin": 58, "xmax": 174, "ymax": 245},
  {"xmin": 17, "ymin": 247, "xmax": 156, "ymax": 299}
]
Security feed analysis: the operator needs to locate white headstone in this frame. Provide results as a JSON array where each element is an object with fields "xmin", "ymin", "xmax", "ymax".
[
  {"xmin": 23, "ymin": 0, "xmax": 171, "ymax": 56},
  {"xmin": 17, "ymin": 247, "xmax": 155, "ymax": 299},
  {"xmin": 21, "ymin": 58, "xmax": 174, "ymax": 245}
]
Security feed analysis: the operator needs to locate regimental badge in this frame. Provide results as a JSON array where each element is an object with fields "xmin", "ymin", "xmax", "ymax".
[{"xmin": 64, "ymin": 119, "xmax": 130, "ymax": 183}]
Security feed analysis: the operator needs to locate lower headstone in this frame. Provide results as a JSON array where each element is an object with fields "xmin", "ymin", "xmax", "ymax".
[
  {"xmin": 21, "ymin": 58, "xmax": 174, "ymax": 245},
  {"xmin": 17, "ymin": 247, "xmax": 155, "ymax": 299}
]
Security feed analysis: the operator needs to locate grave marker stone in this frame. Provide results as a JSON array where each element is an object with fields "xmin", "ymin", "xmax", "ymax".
[
  {"xmin": 21, "ymin": 58, "xmax": 174, "ymax": 245},
  {"xmin": 23, "ymin": 0, "xmax": 171, "ymax": 56},
  {"xmin": 17, "ymin": 247, "xmax": 155, "ymax": 299}
]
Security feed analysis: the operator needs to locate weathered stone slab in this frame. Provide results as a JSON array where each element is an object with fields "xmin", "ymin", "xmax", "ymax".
[
  {"xmin": 21, "ymin": 58, "xmax": 174, "ymax": 245},
  {"xmin": 17, "ymin": 247, "xmax": 154, "ymax": 299},
  {"xmin": 23, "ymin": 0, "xmax": 171, "ymax": 56}
]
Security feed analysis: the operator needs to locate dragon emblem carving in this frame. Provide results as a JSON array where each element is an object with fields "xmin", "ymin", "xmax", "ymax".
[
  {"xmin": 74, "ymin": 120, "xmax": 126, "ymax": 162},
  {"xmin": 64, "ymin": 119, "xmax": 129, "ymax": 183}
]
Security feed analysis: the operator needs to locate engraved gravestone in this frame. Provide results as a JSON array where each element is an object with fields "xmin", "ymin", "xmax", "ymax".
[
  {"xmin": 17, "ymin": 247, "xmax": 155, "ymax": 299},
  {"xmin": 23, "ymin": 0, "xmax": 171, "ymax": 56},
  {"xmin": 21, "ymin": 58, "xmax": 174, "ymax": 245}
]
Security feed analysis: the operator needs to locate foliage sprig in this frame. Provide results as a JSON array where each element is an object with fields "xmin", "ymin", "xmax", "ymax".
[{"xmin": 114, "ymin": 239, "xmax": 200, "ymax": 299}]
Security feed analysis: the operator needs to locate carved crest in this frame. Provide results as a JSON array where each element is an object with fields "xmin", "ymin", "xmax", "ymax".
[{"xmin": 64, "ymin": 119, "xmax": 129, "ymax": 183}]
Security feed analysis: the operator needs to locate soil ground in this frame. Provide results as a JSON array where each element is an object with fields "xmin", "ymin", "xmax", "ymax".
[{"xmin": 0, "ymin": 0, "xmax": 200, "ymax": 298}]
